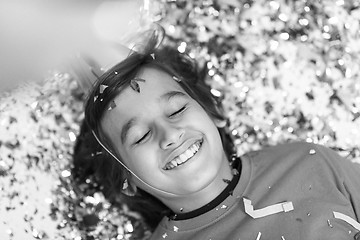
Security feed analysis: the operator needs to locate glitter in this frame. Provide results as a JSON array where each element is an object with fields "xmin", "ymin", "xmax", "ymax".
[
  {"xmin": 68, "ymin": 132, "xmax": 76, "ymax": 142},
  {"xmin": 256, "ymin": 232, "xmax": 262, "ymax": 240},
  {"xmin": 180, "ymin": 208, "xmax": 184, "ymax": 212},
  {"xmin": 307, "ymin": 212, "xmax": 311, "ymax": 216},
  {"xmin": 173, "ymin": 226, "xmax": 179, "ymax": 232},
  {"xmin": 177, "ymin": 42, "xmax": 187, "ymax": 53},
  {"xmin": 221, "ymin": 205, "xmax": 228, "ymax": 209},
  {"xmin": 162, "ymin": 233, "xmax": 168, "ymax": 238},
  {"xmin": 281, "ymin": 236, "xmax": 286, "ymax": 240},
  {"xmin": 31, "ymin": 101, "xmax": 38, "ymax": 109},
  {"xmin": 328, "ymin": 17, "xmax": 338, "ymax": 25},
  {"xmin": 269, "ymin": 1, "xmax": 280, "ymax": 10},
  {"xmin": 168, "ymin": 25, "xmax": 176, "ymax": 33},
  {"xmin": 210, "ymin": 89, "xmax": 222, "ymax": 97},
  {"xmin": 327, "ymin": 219, "xmax": 333, "ymax": 228},
  {"xmin": 124, "ymin": 222, "xmax": 134, "ymax": 233},
  {"xmin": 299, "ymin": 18, "xmax": 309, "ymax": 26},
  {"xmin": 232, "ymin": 129, "xmax": 238, "ymax": 135},
  {"xmin": 309, "ymin": 149, "xmax": 316, "ymax": 155},
  {"xmin": 279, "ymin": 32, "xmax": 290, "ymax": 40},
  {"xmin": 336, "ymin": 0, "xmax": 344, "ymax": 6},
  {"xmin": 6, "ymin": 229, "xmax": 13, "ymax": 236},
  {"xmin": 278, "ymin": 13, "xmax": 288, "ymax": 22},
  {"xmin": 61, "ymin": 170, "xmax": 71, "ymax": 178},
  {"xmin": 300, "ymin": 35, "xmax": 308, "ymax": 41},
  {"xmin": 94, "ymin": 95, "xmax": 98, "ymax": 102},
  {"xmin": 114, "ymin": 71, "xmax": 118, "ymax": 75},
  {"xmin": 269, "ymin": 40, "xmax": 279, "ymax": 51}
]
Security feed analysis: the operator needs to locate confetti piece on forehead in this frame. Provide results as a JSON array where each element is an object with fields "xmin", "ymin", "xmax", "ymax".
[
  {"xmin": 172, "ymin": 76, "xmax": 181, "ymax": 82},
  {"xmin": 108, "ymin": 101, "xmax": 116, "ymax": 111},
  {"xmin": 130, "ymin": 78, "xmax": 146, "ymax": 93},
  {"xmin": 99, "ymin": 84, "xmax": 108, "ymax": 94}
]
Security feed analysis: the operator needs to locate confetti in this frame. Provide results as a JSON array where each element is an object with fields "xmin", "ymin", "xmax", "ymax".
[
  {"xmin": 333, "ymin": 211, "xmax": 360, "ymax": 231},
  {"xmin": 243, "ymin": 198, "xmax": 294, "ymax": 219},
  {"xmin": 108, "ymin": 101, "xmax": 117, "ymax": 111},
  {"xmin": 130, "ymin": 78, "xmax": 146, "ymax": 93},
  {"xmin": 256, "ymin": 232, "xmax": 262, "ymax": 240},
  {"xmin": 172, "ymin": 76, "xmax": 181, "ymax": 82},
  {"xmin": 99, "ymin": 84, "xmax": 108, "ymax": 94}
]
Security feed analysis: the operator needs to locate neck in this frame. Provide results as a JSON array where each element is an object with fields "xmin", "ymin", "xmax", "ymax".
[{"xmin": 161, "ymin": 152, "xmax": 233, "ymax": 214}]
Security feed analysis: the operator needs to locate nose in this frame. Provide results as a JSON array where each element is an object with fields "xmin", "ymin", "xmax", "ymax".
[{"xmin": 159, "ymin": 122, "xmax": 184, "ymax": 150}]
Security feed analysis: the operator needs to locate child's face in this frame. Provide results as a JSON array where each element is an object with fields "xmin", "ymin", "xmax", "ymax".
[{"xmin": 101, "ymin": 67, "xmax": 228, "ymax": 197}]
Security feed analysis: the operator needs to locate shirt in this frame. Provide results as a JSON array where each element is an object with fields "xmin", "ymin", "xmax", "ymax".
[{"xmin": 150, "ymin": 142, "xmax": 360, "ymax": 240}]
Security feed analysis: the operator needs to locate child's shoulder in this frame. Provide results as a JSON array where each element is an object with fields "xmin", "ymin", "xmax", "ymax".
[{"xmin": 243, "ymin": 141, "xmax": 333, "ymax": 166}]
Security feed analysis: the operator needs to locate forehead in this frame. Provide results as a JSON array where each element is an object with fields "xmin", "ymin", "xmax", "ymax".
[
  {"xmin": 101, "ymin": 67, "xmax": 186, "ymax": 126},
  {"xmin": 124, "ymin": 66, "xmax": 185, "ymax": 101}
]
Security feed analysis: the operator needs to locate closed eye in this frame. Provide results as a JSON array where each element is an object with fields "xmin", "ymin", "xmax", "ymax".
[
  {"xmin": 135, "ymin": 131, "xmax": 150, "ymax": 144},
  {"xmin": 169, "ymin": 105, "xmax": 187, "ymax": 118}
]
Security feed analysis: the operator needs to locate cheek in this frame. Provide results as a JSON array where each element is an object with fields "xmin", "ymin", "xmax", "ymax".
[{"xmin": 125, "ymin": 145, "xmax": 159, "ymax": 171}]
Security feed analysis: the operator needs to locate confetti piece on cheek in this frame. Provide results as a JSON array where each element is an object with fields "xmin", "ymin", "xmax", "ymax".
[{"xmin": 256, "ymin": 232, "xmax": 262, "ymax": 240}]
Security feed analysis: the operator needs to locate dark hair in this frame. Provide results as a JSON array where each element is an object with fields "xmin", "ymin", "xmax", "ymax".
[{"xmin": 79, "ymin": 30, "xmax": 234, "ymax": 228}]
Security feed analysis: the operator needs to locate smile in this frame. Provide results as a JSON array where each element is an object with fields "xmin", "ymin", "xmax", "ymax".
[{"xmin": 163, "ymin": 140, "xmax": 203, "ymax": 170}]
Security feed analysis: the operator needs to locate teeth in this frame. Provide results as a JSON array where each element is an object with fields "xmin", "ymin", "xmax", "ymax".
[{"xmin": 164, "ymin": 141, "xmax": 202, "ymax": 170}]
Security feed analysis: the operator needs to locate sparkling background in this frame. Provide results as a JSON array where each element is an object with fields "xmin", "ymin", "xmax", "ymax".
[{"xmin": 1, "ymin": 0, "xmax": 360, "ymax": 239}]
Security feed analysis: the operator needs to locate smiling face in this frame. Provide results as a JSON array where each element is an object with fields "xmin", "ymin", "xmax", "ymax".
[{"xmin": 100, "ymin": 67, "xmax": 231, "ymax": 208}]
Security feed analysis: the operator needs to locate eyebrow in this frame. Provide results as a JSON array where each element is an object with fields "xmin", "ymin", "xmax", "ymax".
[
  {"xmin": 159, "ymin": 91, "xmax": 186, "ymax": 102},
  {"xmin": 120, "ymin": 91, "xmax": 187, "ymax": 144}
]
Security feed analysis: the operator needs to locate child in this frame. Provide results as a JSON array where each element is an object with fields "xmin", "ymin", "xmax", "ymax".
[{"xmin": 80, "ymin": 31, "xmax": 360, "ymax": 239}]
